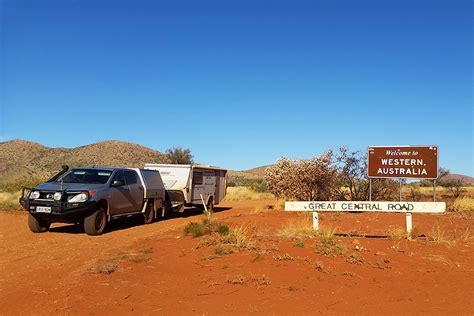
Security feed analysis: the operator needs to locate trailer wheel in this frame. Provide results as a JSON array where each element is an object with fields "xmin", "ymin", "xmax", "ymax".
[
  {"xmin": 84, "ymin": 208, "xmax": 107, "ymax": 235},
  {"xmin": 28, "ymin": 214, "xmax": 50, "ymax": 233},
  {"xmin": 143, "ymin": 201, "xmax": 155, "ymax": 224}
]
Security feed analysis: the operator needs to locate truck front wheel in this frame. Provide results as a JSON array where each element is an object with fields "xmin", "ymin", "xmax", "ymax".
[
  {"xmin": 84, "ymin": 208, "xmax": 107, "ymax": 235},
  {"xmin": 28, "ymin": 214, "xmax": 50, "ymax": 233}
]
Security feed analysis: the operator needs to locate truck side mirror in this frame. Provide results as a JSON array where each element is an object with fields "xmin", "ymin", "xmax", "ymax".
[{"xmin": 111, "ymin": 180, "xmax": 125, "ymax": 187}]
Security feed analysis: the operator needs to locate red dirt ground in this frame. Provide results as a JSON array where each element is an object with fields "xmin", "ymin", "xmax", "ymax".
[{"xmin": 1, "ymin": 199, "xmax": 473, "ymax": 315}]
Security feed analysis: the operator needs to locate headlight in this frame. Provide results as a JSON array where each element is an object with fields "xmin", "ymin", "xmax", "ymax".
[
  {"xmin": 53, "ymin": 192, "xmax": 62, "ymax": 201},
  {"xmin": 67, "ymin": 192, "xmax": 88, "ymax": 203},
  {"xmin": 30, "ymin": 191, "xmax": 40, "ymax": 199}
]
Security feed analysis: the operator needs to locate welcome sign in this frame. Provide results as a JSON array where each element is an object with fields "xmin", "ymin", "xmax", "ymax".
[{"xmin": 368, "ymin": 146, "xmax": 438, "ymax": 179}]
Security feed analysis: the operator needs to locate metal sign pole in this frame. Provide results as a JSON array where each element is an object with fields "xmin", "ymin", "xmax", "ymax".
[
  {"xmin": 433, "ymin": 180, "xmax": 436, "ymax": 202},
  {"xmin": 369, "ymin": 178, "xmax": 372, "ymax": 201},
  {"xmin": 399, "ymin": 179, "xmax": 403, "ymax": 202},
  {"xmin": 406, "ymin": 212, "xmax": 413, "ymax": 238},
  {"xmin": 312, "ymin": 212, "xmax": 319, "ymax": 231}
]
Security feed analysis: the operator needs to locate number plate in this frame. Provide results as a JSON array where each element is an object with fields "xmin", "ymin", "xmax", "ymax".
[{"xmin": 36, "ymin": 206, "xmax": 51, "ymax": 213}]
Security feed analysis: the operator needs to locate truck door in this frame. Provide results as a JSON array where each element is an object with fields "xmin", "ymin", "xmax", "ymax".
[
  {"xmin": 109, "ymin": 170, "xmax": 130, "ymax": 215},
  {"xmin": 124, "ymin": 170, "xmax": 144, "ymax": 213}
]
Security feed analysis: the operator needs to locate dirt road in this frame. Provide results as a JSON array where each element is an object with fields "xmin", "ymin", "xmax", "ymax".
[{"xmin": 1, "ymin": 199, "xmax": 473, "ymax": 315}]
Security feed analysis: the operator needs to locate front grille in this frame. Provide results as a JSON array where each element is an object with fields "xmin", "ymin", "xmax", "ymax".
[{"xmin": 39, "ymin": 192, "xmax": 55, "ymax": 200}]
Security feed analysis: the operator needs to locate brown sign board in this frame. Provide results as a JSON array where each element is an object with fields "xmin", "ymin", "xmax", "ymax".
[{"xmin": 368, "ymin": 146, "xmax": 438, "ymax": 179}]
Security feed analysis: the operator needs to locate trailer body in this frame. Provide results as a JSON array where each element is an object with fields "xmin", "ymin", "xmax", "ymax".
[{"xmin": 144, "ymin": 164, "xmax": 227, "ymax": 209}]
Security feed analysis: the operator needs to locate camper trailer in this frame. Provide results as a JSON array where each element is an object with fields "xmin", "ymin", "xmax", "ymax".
[{"xmin": 144, "ymin": 164, "xmax": 227, "ymax": 211}]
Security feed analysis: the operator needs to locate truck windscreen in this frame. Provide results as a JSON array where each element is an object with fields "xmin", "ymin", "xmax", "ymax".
[{"xmin": 57, "ymin": 169, "xmax": 113, "ymax": 184}]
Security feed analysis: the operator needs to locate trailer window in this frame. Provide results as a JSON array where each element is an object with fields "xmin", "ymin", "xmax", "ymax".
[
  {"xmin": 193, "ymin": 171, "xmax": 203, "ymax": 185},
  {"xmin": 204, "ymin": 176, "xmax": 215, "ymax": 185}
]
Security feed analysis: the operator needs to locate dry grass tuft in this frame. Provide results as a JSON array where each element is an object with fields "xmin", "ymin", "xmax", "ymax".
[
  {"xmin": 273, "ymin": 199, "xmax": 285, "ymax": 211},
  {"xmin": 90, "ymin": 262, "xmax": 118, "ymax": 274},
  {"xmin": 424, "ymin": 254, "xmax": 453, "ymax": 266},
  {"xmin": 294, "ymin": 240, "xmax": 305, "ymax": 248},
  {"xmin": 219, "ymin": 225, "xmax": 256, "ymax": 251},
  {"xmin": 315, "ymin": 228, "xmax": 347, "ymax": 257},
  {"xmin": 128, "ymin": 256, "xmax": 151, "ymax": 263},
  {"xmin": 451, "ymin": 197, "xmax": 474, "ymax": 214},
  {"xmin": 226, "ymin": 275, "xmax": 246, "ymax": 285},
  {"xmin": 0, "ymin": 191, "xmax": 22, "ymax": 211},
  {"xmin": 226, "ymin": 274, "xmax": 271, "ymax": 287},
  {"xmin": 224, "ymin": 187, "xmax": 274, "ymax": 201},
  {"xmin": 279, "ymin": 214, "xmax": 316, "ymax": 239},
  {"xmin": 210, "ymin": 225, "xmax": 257, "ymax": 255},
  {"xmin": 141, "ymin": 247, "xmax": 153, "ymax": 254},
  {"xmin": 273, "ymin": 253, "xmax": 295, "ymax": 261},
  {"xmin": 313, "ymin": 260, "xmax": 330, "ymax": 273},
  {"xmin": 453, "ymin": 227, "xmax": 473, "ymax": 243},
  {"xmin": 214, "ymin": 244, "xmax": 235, "ymax": 255},
  {"xmin": 387, "ymin": 226, "xmax": 406, "ymax": 240},
  {"xmin": 428, "ymin": 225, "xmax": 453, "ymax": 246}
]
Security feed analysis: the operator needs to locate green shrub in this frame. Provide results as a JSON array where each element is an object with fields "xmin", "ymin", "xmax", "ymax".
[
  {"xmin": 217, "ymin": 224, "xmax": 230, "ymax": 236},
  {"xmin": 183, "ymin": 222, "xmax": 209, "ymax": 237},
  {"xmin": 294, "ymin": 240, "xmax": 305, "ymax": 248}
]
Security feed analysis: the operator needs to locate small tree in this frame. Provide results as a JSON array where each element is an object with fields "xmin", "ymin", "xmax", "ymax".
[
  {"xmin": 265, "ymin": 151, "xmax": 337, "ymax": 201},
  {"xmin": 335, "ymin": 146, "xmax": 398, "ymax": 201},
  {"xmin": 441, "ymin": 179, "xmax": 466, "ymax": 198},
  {"xmin": 335, "ymin": 147, "xmax": 368, "ymax": 200},
  {"xmin": 419, "ymin": 167, "xmax": 450, "ymax": 187},
  {"xmin": 165, "ymin": 147, "xmax": 193, "ymax": 164}
]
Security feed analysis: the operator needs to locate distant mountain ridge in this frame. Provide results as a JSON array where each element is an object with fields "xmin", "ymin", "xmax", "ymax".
[
  {"xmin": 0, "ymin": 139, "xmax": 168, "ymax": 184},
  {"xmin": 441, "ymin": 174, "xmax": 474, "ymax": 185},
  {"xmin": 228, "ymin": 165, "xmax": 270, "ymax": 180},
  {"xmin": 1, "ymin": 139, "xmax": 472, "ymax": 186}
]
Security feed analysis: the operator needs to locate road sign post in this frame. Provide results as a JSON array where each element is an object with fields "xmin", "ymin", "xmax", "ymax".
[{"xmin": 285, "ymin": 201, "xmax": 445, "ymax": 238}]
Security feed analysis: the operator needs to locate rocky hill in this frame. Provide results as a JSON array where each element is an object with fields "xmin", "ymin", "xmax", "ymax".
[
  {"xmin": 0, "ymin": 139, "xmax": 168, "ymax": 184},
  {"xmin": 441, "ymin": 173, "xmax": 474, "ymax": 185},
  {"xmin": 228, "ymin": 165, "xmax": 270, "ymax": 180}
]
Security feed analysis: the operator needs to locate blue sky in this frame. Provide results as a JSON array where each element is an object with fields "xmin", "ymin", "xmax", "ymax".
[{"xmin": 0, "ymin": 0, "xmax": 472, "ymax": 174}]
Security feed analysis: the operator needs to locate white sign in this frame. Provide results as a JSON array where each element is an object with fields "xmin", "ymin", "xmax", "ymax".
[{"xmin": 285, "ymin": 201, "xmax": 445, "ymax": 213}]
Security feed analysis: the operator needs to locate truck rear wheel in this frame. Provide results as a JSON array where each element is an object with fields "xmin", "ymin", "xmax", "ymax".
[
  {"xmin": 84, "ymin": 208, "xmax": 107, "ymax": 235},
  {"xmin": 28, "ymin": 214, "xmax": 50, "ymax": 233},
  {"xmin": 143, "ymin": 202, "xmax": 155, "ymax": 224}
]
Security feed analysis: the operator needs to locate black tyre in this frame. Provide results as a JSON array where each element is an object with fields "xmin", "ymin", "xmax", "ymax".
[
  {"xmin": 28, "ymin": 214, "xmax": 50, "ymax": 233},
  {"xmin": 143, "ymin": 202, "xmax": 155, "ymax": 224},
  {"xmin": 84, "ymin": 208, "xmax": 107, "ymax": 235}
]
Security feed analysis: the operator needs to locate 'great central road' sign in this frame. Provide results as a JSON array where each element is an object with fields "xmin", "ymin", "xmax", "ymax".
[
  {"xmin": 285, "ymin": 201, "xmax": 446, "ymax": 213},
  {"xmin": 368, "ymin": 146, "xmax": 438, "ymax": 179}
]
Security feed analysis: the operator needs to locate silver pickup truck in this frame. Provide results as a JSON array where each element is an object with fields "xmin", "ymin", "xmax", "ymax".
[{"xmin": 20, "ymin": 166, "xmax": 165, "ymax": 235}]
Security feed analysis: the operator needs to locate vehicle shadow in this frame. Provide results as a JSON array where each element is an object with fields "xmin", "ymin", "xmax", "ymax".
[{"xmin": 48, "ymin": 206, "xmax": 233, "ymax": 235}]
